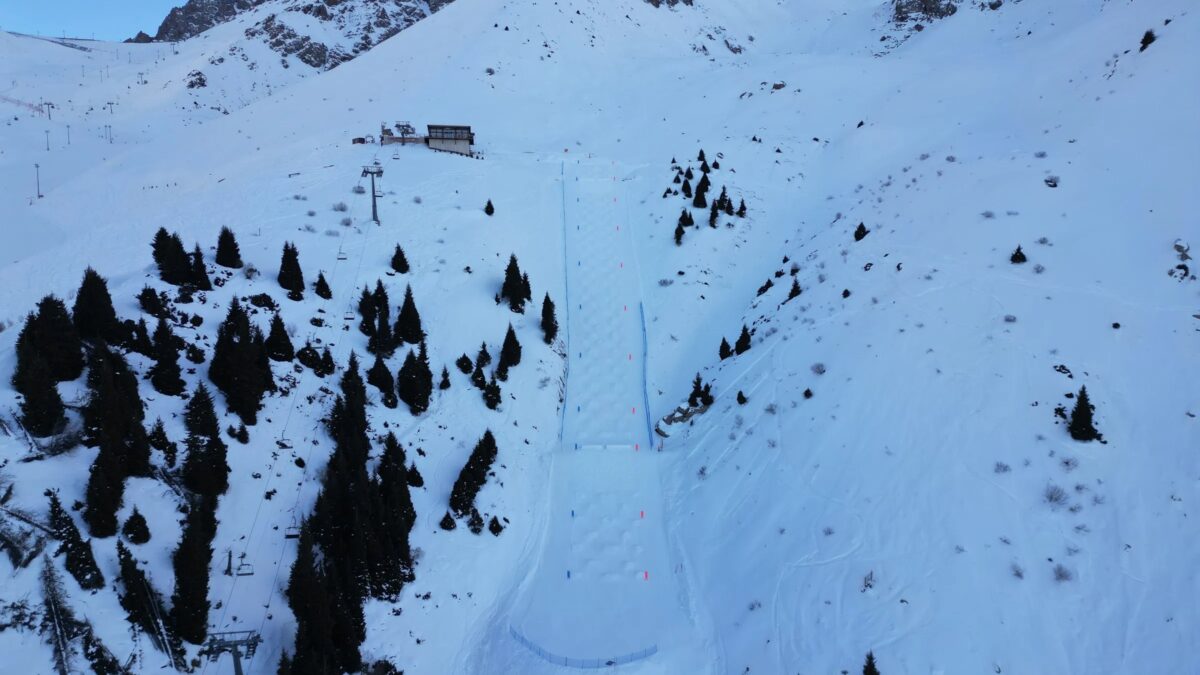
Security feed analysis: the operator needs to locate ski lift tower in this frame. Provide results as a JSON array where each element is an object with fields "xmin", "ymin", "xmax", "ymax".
[
  {"xmin": 361, "ymin": 164, "xmax": 384, "ymax": 224},
  {"xmin": 203, "ymin": 631, "xmax": 261, "ymax": 675}
]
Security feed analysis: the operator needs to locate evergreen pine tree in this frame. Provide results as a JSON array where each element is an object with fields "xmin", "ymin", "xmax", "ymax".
[
  {"xmin": 368, "ymin": 311, "xmax": 395, "ymax": 358},
  {"xmin": 734, "ymin": 325, "xmax": 752, "ymax": 354},
  {"xmin": 19, "ymin": 352, "xmax": 65, "ymax": 436},
  {"xmin": 700, "ymin": 159, "xmax": 710, "ymax": 174},
  {"xmin": 709, "ymin": 201, "xmax": 719, "ymax": 228},
  {"xmin": 314, "ymin": 272, "xmax": 332, "ymax": 300},
  {"xmin": 500, "ymin": 255, "xmax": 526, "ymax": 313},
  {"xmin": 320, "ymin": 348, "xmax": 336, "ymax": 378},
  {"xmin": 122, "ymin": 317, "xmax": 155, "ymax": 357},
  {"xmin": 439, "ymin": 366, "xmax": 451, "ymax": 390},
  {"xmin": 396, "ymin": 349, "xmax": 431, "ymax": 415},
  {"xmin": 483, "ymin": 374, "xmax": 501, "ymax": 410},
  {"xmin": 122, "ymin": 508, "xmax": 151, "ymax": 544},
  {"xmin": 787, "ymin": 278, "xmax": 802, "ymax": 301},
  {"xmin": 678, "ymin": 209, "xmax": 690, "ymax": 229},
  {"xmin": 476, "ymin": 342, "xmax": 492, "ymax": 369},
  {"xmin": 181, "ymin": 384, "xmax": 229, "ymax": 498},
  {"xmin": 373, "ymin": 433, "xmax": 416, "ymax": 596},
  {"xmin": 718, "ymin": 338, "xmax": 732, "ymax": 360},
  {"xmin": 439, "ymin": 511, "xmax": 457, "ymax": 530},
  {"xmin": 367, "ymin": 354, "xmax": 398, "ymax": 409},
  {"xmin": 456, "ymin": 353, "xmax": 473, "ymax": 374},
  {"xmin": 484, "ymin": 199, "xmax": 495, "ymax": 216},
  {"xmin": 357, "ymin": 286, "xmax": 378, "ymax": 337},
  {"xmin": 863, "ymin": 650, "xmax": 881, "ymax": 675},
  {"xmin": 470, "ymin": 361, "xmax": 486, "ymax": 389},
  {"xmin": 28, "ymin": 296, "xmax": 85, "ymax": 382},
  {"xmin": 189, "ymin": 245, "xmax": 212, "ymax": 291},
  {"xmin": 737, "ymin": 199, "xmax": 747, "ymax": 217},
  {"xmin": 697, "ymin": 149, "xmax": 706, "ymax": 163},
  {"xmin": 1068, "ymin": 386, "xmax": 1099, "ymax": 441},
  {"xmin": 394, "ymin": 285, "xmax": 424, "ymax": 345},
  {"xmin": 278, "ymin": 242, "xmax": 305, "ymax": 300},
  {"xmin": 854, "ymin": 222, "xmax": 870, "ymax": 242},
  {"xmin": 521, "ymin": 273, "xmax": 532, "ymax": 303},
  {"xmin": 277, "ymin": 653, "xmax": 293, "ymax": 675},
  {"xmin": 152, "ymin": 228, "xmax": 191, "ymax": 286},
  {"xmin": 693, "ymin": 184, "xmax": 708, "ymax": 209},
  {"xmin": 209, "ymin": 299, "xmax": 275, "ymax": 425},
  {"xmin": 681, "ymin": 178, "xmax": 693, "ymax": 199},
  {"xmin": 1010, "ymin": 245, "xmax": 1027, "ymax": 264},
  {"xmin": 150, "ymin": 318, "xmax": 185, "ymax": 396},
  {"xmin": 215, "ymin": 226, "xmax": 243, "ymax": 268},
  {"xmin": 138, "ymin": 286, "xmax": 169, "ymax": 319},
  {"xmin": 116, "ymin": 540, "xmax": 181, "ymax": 659},
  {"xmin": 83, "ymin": 445, "xmax": 124, "ymax": 537},
  {"xmin": 407, "ymin": 462, "xmax": 425, "ymax": 488},
  {"xmin": 72, "ymin": 267, "xmax": 120, "ymax": 343},
  {"xmin": 541, "ymin": 294, "xmax": 558, "ymax": 344},
  {"xmin": 170, "ymin": 497, "xmax": 216, "ymax": 644},
  {"xmin": 390, "ymin": 245, "xmax": 409, "ymax": 274},
  {"xmin": 297, "ymin": 341, "xmax": 323, "ymax": 373},
  {"xmin": 287, "ymin": 526, "xmax": 341, "ymax": 674},
  {"xmin": 449, "ymin": 431, "xmax": 498, "ymax": 516},
  {"xmin": 148, "ymin": 418, "xmax": 177, "ymax": 468},
  {"xmin": 47, "ymin": 491, "xmax": 104, "ymax": 590},
  {"xmin": 674, "ymin": 223, "xmax": 685, "ymax": 246},
  {"xmin": 496, "ymin": 325, "xmax": 522, "ymax": 381},
  {"xmin": 265, "ymin": 314, "xmax": 295, "ymax": 362},
  {"xmin": 696, "ymin": 172, "xmax": 711, "ymax": 197}
]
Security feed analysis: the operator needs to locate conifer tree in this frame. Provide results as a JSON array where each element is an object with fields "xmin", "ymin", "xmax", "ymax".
[
  {"xmin": 148, "ymin": 418, "xmax": 177, "ymax": 468},
  {"xmin": 373, "ymin": 433, "xmax": 416, "ymax": 596},
  {"xmin": 72, "ymin": 267, "xmax": 120, "ymax": 343},
  {"xmin": 1068, "ymin": 386, "xmax": 1099, "ymax": 441},
  {"xmin": 471, "ymin": 361, "xmax": 486, "ymax": 389},
  {"xmin": 450, "ymin": 431, "xmax": 498, "ymax": 516},
  {"xmin": 1010, "ymin": 245, "xmax": 1027, "ymax": 264},
  {"xmin": 521, "ymin": 273, "xmax": 532, "ymax": 304},
  {"xmin": 171, "ymin": 497, "xmax": 216, "ymax": 644},
  {"xmin": 483, "ymin": 375, "xmax": 501, "ymax": 410},
  {"xmin": 693, "ymin": 184, "xmax": 708, "ymax": 209},
  {"xmin": 541, "ymin": 294, "xmax": 558, "ymax": 344},
  {"xmin": 286, "ymin": 526, "xmax": 341, "ymax": 674},
  {"xmin": 182, "ymin": 384, "xmax": 229, "ymax": 498},
  {"xmin": 854, "ymin": 222, "xmax": 870, "ymax": 242},
  {"xmin": 675, "ymin": 223, "xmax": 685, "ymax": 246},
  {"xmin": 700, "ymin": 159, "xmax": 710, "ymax": 174},
  {"xmin": 367, "ymin": 354, "xmax": 398, "ymax": 409},
  {"xmin": 678, "ymin": 209, "xmax": 691, "ymax": 229},
  {"xmin": 278, "ymin": 242, "xmax": 305, "ymax": 300},
  {"xmin": 24, "ymin": 296, "xmax": 85, "ymax": 382},
  {"xmin": 439, "ymin": 511, "xmax": 457, "ymax": 530},
  {"xmin": 696, "ymin": 172, "xmax": 711, "ymax": 197},
  {"xmin": 719, "ymin": 338, "xmax": 732, "ymax": 360},
  {"xmin": 209, "ymin": 299, "xmax": 275, "ymax": 424},
  {"xmin": 476, "ymin": 342, "xmax": 492, "ymax": 369},
  {"xmin": 116, "ymin": 540, "xmax": 180, "ymax": 658},
  {"xmin": 19, "ymin": 352, "xmax": 65, "ymax": 436},
  {"xmin": 681, "ymin": 178, "xmax": 693, "ymax": 199},
  {"xmin": 152, "ymin": 228, "xmax": 190, "ymax": 286},
  {"xmin": 737, "ymin": 199, "xmax": 747, "ymax": 217},
  {"xmin": 394, "ymin": 285, "xmax": 424, "ymax": 345},
  {"xmin": 697, "ymin": 149, "xmax": 706, "ymax": 163},
  {"xmin": 215, "ymin": 226, "xmax": 243, "ymax": 268},
  {"xmin": 863, "ymin": 651, "xmax": 881, "ymax": 675},
  {"xmin": 314, "ymin": 272, "xmax": 332, "ymax": 300},
  {"xmin": 396, "ymin": 349, "xmax": 432, "ymax": 415},
  {"xmin": 407, "ymin": 462, "xmax": 425, "ymax": 488},
  {"xmin": 83, "ymin": 447, "xmax": 123, "ymax": 537},
  {"xmin": 496, "ymin": 325, "xmax": 522, "ymax": 381},
  {"xmin": 684, "ymin": 166, "xmax": 694, "ymax": 181},
  {"xmin": 357, "ymin": 286, "xmax": 377, "ymax": 337},
  {"xmin": 122, "ymin": 508, "xmax": 151, "ymax": 544},
  {"xmin": 390, "ymin": 245, "xmax": 409, "ymax": 274},
  {"xmin": 265, "ymin": 314, "xmax": 295, "ymax": 362},
  {"xmin": 123, "ymin": 317, "xmax": 155, "ymax": 357},
  {"xmin": 688, "ymin": 374, "xmax": 714, "ymax": 407},
  {"xmin": 189, "ymin": 245, "xmax": 212, "ymax": 291},
  {"xmin": 439, "ymin": 366, "xmax": 451, "ymax": 390},
  {"xmin": 138, "ymin": 286, "xmax": 169, "ymax": 319},
  {"xmin": 319, "ymin": 348, "xmax": 335, "ymax": 378},
  {"xmin": 368, "ymin": 311, "xmax": 395, "ymax": 358},
  {"xmin": 456, "ymin": 354, "xmax": 473, "ymax": 374},
  {"xmin": 709, "ymin": 201, "xmax": 719, "ymax": 228},
  {"xmin": 150, "ymin": 318, "xmax": 185, "ymax": 396},
  {"xmin": 47, "ymin": 491, "xmax": 104, "ymax": 590},
  {"xmin": 484, "ymin": 199, "xmax": 495, "ymax": 216},
  {"xmin": 787, "ymin": 278, "xmax": 802, "ymax": 301},
  {"xmin": 297, "ymin": 341, "xmax": 322, "ymax": 373},
  {"xmin": 500, "ymin": 255, "xmax": 526, "ymax": 313},
  {"xmin": 734, "ymin": 325, "xmax": 752, "ymax": 355}
]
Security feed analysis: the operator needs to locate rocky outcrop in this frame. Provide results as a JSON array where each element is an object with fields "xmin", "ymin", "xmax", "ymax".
[
  {"xmin": 155, "ymin": 0, "xmax": 267, "ymax": 42},
  {"xmin": 645, "ymin": 0, "xmax": 693, "ymax": 6},
  {"xmin": 124, "ymin": 31, "xmax": 154, "ymax": 44}
]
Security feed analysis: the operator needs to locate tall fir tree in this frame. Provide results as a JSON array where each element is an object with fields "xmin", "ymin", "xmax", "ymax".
[
  {"xmin": 394, "ymin": 285, "xmax": 424, "ymax": 345},
  {"xmin": 449, "ymin": 431, "xmax": 498, "ymax": 516},
  {"xmin": 170, "ymin": 496, "xmax": 216, "ymax": 645},
  {"xmin": 357, "ymin": 286, "xmax": 378, "ymax": 337},
  {"xmin": 734, "ymin": 325, "xmax": 752, "ymax": 355},
  {"xmin": 209, "ymin": 299, "xmax": 275, "ymax": 424},
  {"xmin": 215, "ymin": 226, "xmax": 243, "ymax": 268},
  {"xmin": 483, "ymin": 374, "xmax": 501, "ymax": 410},
  {"xmin": 500, "ymin": 255, "xmax": 526, "ymax": 313},
  {"xmin": 116, "ymin": 540, "xmax": 181, "ymax": 658},
  {"xmin": 366, "ymin": 354, "xmax": 398, "ymax": 409},
  {"xmin": 149, "ymin": 318, "xmax": 185, "ymax": 396},
  {"xmin": 265, "ymin": 313, "xmax": 295, "ymax": 362},
  {"xmin": 123, "ymin": 508, "xmax": 151, "ymax": 544},
  {"xmin": 27, "ymin": 296, "xmax": 85, "ymax": 382},
  {"xmin": 286, "ymin": 525, "xmax": 341, "ymax": 673},
  {"xmin": 182, "ymin": 384, "xmax": 230, "ymax": 498},
  {"xmin": 72, "ymin": 267, "xmax": 120, "ymax": 343},
  {"xmin": 863, "ymin": 651, "xmax": 881, "ymax": 675},
  {"xmin": 151, "ymin": 228, "xmax": 191, "ymax": 286},
  {"xmin": 278, "ymin": 242, "xmax": 305, "ymax": 300},
  {"xmin": 314, "ymin": 272, "xmax": 332, "ymax": 300},
  {"xmin": 19, "ymin": 352, "xmax": 65, "ymax": 437},
  {"xmin": 439, "ymin": 366, "xmax": 451, "ymax": 390},
  {"xmin": 675, "ymin": 222, "xmax": 685, "ymax": 246},
  {"xmin": 496, "ymin": 325, "xmax": 522, "ymax": 381},
  {"xmin": 372, "ymin": 433, "xmax": 416, "ymax": 596},
  {"xmin": 47, "ymin": 491, "xmax": 104, "ymax": 590},
  {"xmin": 396, "ymin": 347, "xmax": 432, "ymax": 415},
  {"xmin": 719, "ymin": 338, "xmax": 732, "ymax": 360},
  {"xmin": 1068, "ymin": 386, "xmax": 1099, "ymax": 441},
  {"xmin": 541, "ymin": 294, "xmax": 558, "ymax": 344},
  {"xmin": 189, "ymin": 245, "xmax": 212, "ymax": 291}
]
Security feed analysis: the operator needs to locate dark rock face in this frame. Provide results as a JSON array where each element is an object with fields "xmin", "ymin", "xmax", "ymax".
[
  {"xmin": 124, "ymin": 31, "xmax": 154, "ymax": 44},
  {"xmin": 645, "ymin": 0, "xmax": 693, "ymax": 6},
  {"xmin": 155, "ymin": 0, "xmax": 266, "ymax": 42}
]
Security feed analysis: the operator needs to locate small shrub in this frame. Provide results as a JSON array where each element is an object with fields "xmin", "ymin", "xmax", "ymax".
[
  {"xmin": 303, "ymin": 224, "xmax": 316, "ymax": 233},
  {"xmin": 332, "ymin": 202, "xmax": 348, "ymax": 212},
  {"xmin": 307, "ymin": 210, "xmax": 316, "ymax": 217},
  {"xmin": 1053, "ymin": 564, "xmax": 1073, "ymax": 582},
  {"xmin": 1044, "ymin": 484, "xmax": 1068, "ymax": 507},
  {"xmin": 244, "ymin": 264, "xmax": 260, "ymax": 280},
  {"xmin": 1011, "ymin": 563, "xmax": 1024, "ymax": 579},
  {"xmin": 994, "ymin": 462, "xmax": 1011, "ymax": 474},
  {"xmin": 340, "ymin": 217, "xmax": 352, "ymax": 227}
]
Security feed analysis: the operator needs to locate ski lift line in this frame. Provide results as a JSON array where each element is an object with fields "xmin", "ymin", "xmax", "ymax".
[{"xmin": 209, "ymin": 170, "xmax": 378, "ymax": 660}]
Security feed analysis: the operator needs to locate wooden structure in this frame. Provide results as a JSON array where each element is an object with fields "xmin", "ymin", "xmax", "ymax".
[{"xmin": 426, "ymin": 124, "xmax": 475, "ymax": 156}]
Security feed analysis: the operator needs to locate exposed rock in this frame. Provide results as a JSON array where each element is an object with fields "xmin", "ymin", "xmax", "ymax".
[{"xmin": 155, "ymin": 0, "xmax": 267, "ymax": 42}]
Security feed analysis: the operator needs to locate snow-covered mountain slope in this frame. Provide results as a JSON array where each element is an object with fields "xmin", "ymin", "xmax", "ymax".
[{"xmin": 1, "ymin": 0, "xmax": 1197, "ymax": 673}]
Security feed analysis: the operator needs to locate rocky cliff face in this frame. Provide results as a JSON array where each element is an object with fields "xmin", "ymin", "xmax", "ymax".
[
  {"xmin": 155, "ymin": 0, "xmax": 267, "ymax": 42},
  {"xmin": 143, "ymin": 0, "xmax": 455, "ymax": 71}
]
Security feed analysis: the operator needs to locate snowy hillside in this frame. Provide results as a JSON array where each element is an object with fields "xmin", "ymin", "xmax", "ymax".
[{"xmin": 1, "ymin": 0, "xmax": 1197, "ymax": 673}]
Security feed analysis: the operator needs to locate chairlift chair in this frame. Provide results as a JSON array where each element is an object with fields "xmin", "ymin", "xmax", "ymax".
[
  {"xmin": 275, "ymin": 437, "xmax": 293, "ymax": 450},
  {"xmin": 285, "ymin": 525, "xmax": 301, "ymax": 540},
  {"xmin": 235, "ymin": 562, "xmax": 254, "ymax": 576}
]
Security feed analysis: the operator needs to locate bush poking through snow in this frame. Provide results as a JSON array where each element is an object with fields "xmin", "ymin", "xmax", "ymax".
[
  {"xmin": 1044, "ymin": 484, "xmax": 1068, "ymax": 508},
  {"xmin": 1053, "ymin": 564, "xmax": 1073, "ymax": 582}
]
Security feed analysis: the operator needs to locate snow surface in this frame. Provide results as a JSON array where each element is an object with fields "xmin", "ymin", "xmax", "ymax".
[{"xmin": 2, "ymin": 0, "xmax": 1199, "ymax": 673}]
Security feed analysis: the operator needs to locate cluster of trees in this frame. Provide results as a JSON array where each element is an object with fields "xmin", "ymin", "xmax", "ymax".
[
  {"xmin": 670, "ymin": 150, "xmax": 745, "ymax": 246},
  {"xmin": 285, "ymin": 356, "xmax": 416, "ymax": 672},
  {"xmin": 688, "ymin": 375, "xmax": 714, "ymax": 408},
  {"xmin": 444, "ymin": 430, "xmax": 499, "ymax": 533},
  {"xmin": 718, "ymin": 325, "xmax": 753, "ymax": 360},
  {"xmin": 499, "ymin": 254, "xmax": 533, "ymax": 313},
  {"xmin": 152, "ymin": 228, "xmax": 211, "ymax": 290},
  {"xmin": 358, "ymin": 281, "xmax": 424, "ymax": 357},
  {"xmin": 209, "ymin": 299, "xmax": 276, "ymax": 424}
]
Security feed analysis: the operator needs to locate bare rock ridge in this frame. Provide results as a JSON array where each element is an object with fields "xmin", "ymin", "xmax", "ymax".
[{"xmin": 135, "ymin": 0, "xmax": 457, "ymax": 70}]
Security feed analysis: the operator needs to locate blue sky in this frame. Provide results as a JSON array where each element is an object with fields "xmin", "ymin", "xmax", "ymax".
[{"xmin": 0, "ymin": 1, "xmax": 182, "ymax": 41}]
